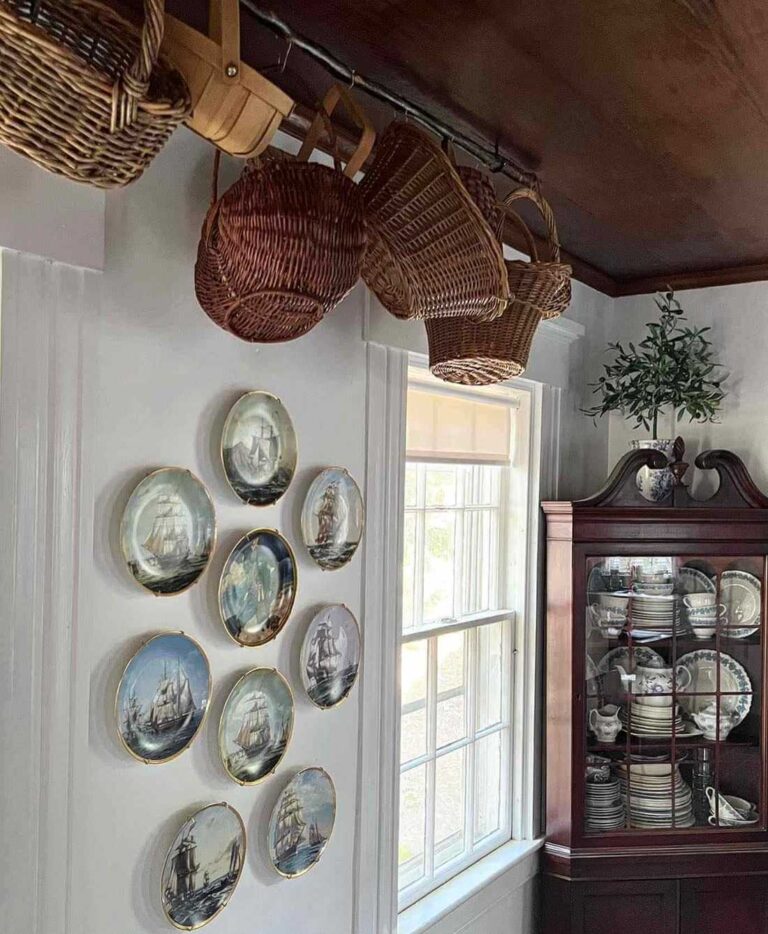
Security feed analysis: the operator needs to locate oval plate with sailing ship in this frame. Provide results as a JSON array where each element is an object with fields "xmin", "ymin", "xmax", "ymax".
[
  {"xmin": 120, "ymin": 468, "xmax": 216, "ymax": 596},
  {"xmin": 116, "ymin": 632, "xmax": 211, "ymax": 764},
  {"xmin": 218, "ymin": 529, "xmax": 297, "ymax": 646},
  {"xmin": 268, "ymin": 767, "xmax": 336, "ymax": 879},
  {"xmin": 161, "ymin": 802, "xmax": 246, "ymax": 931},
  {"xmin": 300, "ymin": 467, "xmax": 364, "ymax": 571},
  {"xmin": 221, "ymin": 391, "xmax": 297, "ymax": 507},
  {"xmin": 300, "ymin": 605, "xmax": 361, "ymax": 709},
  {"xmin": 218, "ymin": 667, "xmax": 294, "ymax": 785}
]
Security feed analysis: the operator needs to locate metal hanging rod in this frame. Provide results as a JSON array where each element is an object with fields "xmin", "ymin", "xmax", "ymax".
[{"xmin": 239, "ymin": 1, "xmax": 537, "ymax": 187}]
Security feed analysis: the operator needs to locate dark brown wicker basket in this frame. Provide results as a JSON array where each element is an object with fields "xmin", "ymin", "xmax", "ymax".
[
  {"xmin": 0, "ymin": 0, "xmax": 190, "ymax": 188},
  {"xmin": 426, "ymin": 168, "xmax": 568, "ymax": 386},
  {"xmin": 360, "ymin": 122, "xmax": 508, "ymax": 321},
  {"xmin": 195, "ymin": 85, "xmax": 373, "ymax": 343}
]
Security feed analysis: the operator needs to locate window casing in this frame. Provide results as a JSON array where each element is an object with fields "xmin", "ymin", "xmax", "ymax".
[{"xmin": 397, "ymin": 371, "xmax": 532, "ymax": 911}]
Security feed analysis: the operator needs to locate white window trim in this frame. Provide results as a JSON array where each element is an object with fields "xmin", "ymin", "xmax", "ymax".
[{"xmin": 355, "ymin": 343, "xmax": 561, "ymax": 934}]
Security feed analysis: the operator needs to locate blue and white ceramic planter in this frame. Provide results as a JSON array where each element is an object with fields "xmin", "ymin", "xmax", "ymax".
[{"xmin": 630, "ymin": 438, "xmax": 675, "ymax": 502}]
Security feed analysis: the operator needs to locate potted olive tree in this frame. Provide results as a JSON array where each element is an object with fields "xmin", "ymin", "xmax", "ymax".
[{"xmin": 583, "ymin": 291, "xmax": 727, "ymax": 501}]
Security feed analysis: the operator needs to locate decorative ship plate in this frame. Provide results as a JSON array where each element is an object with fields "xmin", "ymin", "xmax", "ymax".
[
  {"xmin": 268, "ymin": 767, "xmax": 336, "ymax": 879},
  {"xmin": 720, "ymin": 569, "xmax": 761, "ymax": 638},
  {"xmin": 676, "ymin": 649, "xmax": 752, "ymax": 724},
  {"xmin": 120, "ymin": 467, "xmax": 215, "ymax": 596},
  {"xmin": 221, "ymin": 391, "xmax": 297, "ymax": 506},
  {"xmin": 300, "ymin": 605, "xmax": 361, "ymax": 709},
  {"xmin": 218, "ymin": 529, "xmax": 297, "ymax": 646},
  {"xmin": 218, "ymin": 667, "xmax": 294, "ymax": 785},
  {"xmin": 301, "ymin": 467, "xmax": 364, "ymax": 571},
  {"xmin": 116, "ymin": 632, "xmax": 210, "ymax": 764},
  {"xmin": 161, "ymin": 802, "xmax": 246, "ymax": 930}
]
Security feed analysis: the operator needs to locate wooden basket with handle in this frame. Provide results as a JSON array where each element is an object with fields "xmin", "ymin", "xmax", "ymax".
[
  {"xmin": 0, "ymin": 0, "xmax": 190, "ymax": 187},
  {"xmin": 360, "ymin": 121, "xmax": 509, "ymax": 321},
  {"xmin": 163, "ymin": 0, "xmax": 293, "ymax": 158},
  {"xmin": 426, "ymin": 167, "xmax": 570, "ymax": 385},
  {"xmin": 194, "ymin": 83, "xmax": 374, "ymax": 343}
]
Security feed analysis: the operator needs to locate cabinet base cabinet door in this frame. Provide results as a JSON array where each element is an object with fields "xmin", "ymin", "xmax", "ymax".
[
  {"xmin": 680, "ymin": 877, "xmax": 768, "ymax": 934},
  {"xmin": 543, "ymin": 878, "xmax": 678, "ymax": 934}
]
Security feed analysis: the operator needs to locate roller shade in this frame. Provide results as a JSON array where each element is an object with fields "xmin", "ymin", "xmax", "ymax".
[{"xmin": 406, "ymin": 387, "xmax": 513, "ymax": 464}]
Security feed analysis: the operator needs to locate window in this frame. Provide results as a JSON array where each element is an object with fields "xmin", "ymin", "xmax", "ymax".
[{"xmin": 397, "ymin": 369, "xmax": 534, "ymax": 910}]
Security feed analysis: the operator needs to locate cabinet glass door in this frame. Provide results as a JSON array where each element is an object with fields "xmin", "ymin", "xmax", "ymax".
[{"xmin": 584, "ymin": 555, "xmax": 764, "ymax": 835}]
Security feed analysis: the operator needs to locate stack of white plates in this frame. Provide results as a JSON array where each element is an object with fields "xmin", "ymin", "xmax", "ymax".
[
  {"xmin": 620, "ymin": 702, "xmax": 683, "ymax": 737},
  {"xmin": 629, "ymin": 594, "xmax": 680, "ymax": 633},
  {"xmin": 616, "ymin": 761, "xmax": 694, "ymax": 828},
  {"xmin": 585, "ymin": 778, "xmax": 625, "ymax": 831}
]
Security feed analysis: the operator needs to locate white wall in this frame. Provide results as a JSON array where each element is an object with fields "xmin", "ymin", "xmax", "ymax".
[
  {"xmin": 0, "ymin": 127, "xmax": 613, "ymax": 934},
  {"xmin": 607, "ymin": 283, "xmax": 768, "ymax": 495}
]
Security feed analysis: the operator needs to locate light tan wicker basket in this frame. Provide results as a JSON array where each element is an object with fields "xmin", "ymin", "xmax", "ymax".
[
  {"xmin": 360, "ymin": 122, "xmax": 508, "ymax": 321},
  {"xmin": 195, "ymin": 84, "xmax": 373, "ymax": 343},
  {"xmin": 162, "ymin": 0, "xmax": 293, "ymax": 158},
  {"xmin": 0, "ymin": 0, "xmax": 190, "ymax": 188}
]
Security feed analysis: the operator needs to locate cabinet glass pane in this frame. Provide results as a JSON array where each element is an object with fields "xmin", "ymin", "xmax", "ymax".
[{"xmin": 584, "ymin": 554, "xmax": 764, "ymax": 836}]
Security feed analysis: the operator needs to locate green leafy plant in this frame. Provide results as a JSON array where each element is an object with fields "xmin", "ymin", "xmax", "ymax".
[{"xmin": 583, "ymin": 291, "xmax": 727, "ymax": 438}]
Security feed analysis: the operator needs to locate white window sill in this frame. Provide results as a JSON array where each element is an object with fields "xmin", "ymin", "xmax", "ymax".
[{"xmin": 397, "ymin": 837, "xmax": 543, "ymax": 934}]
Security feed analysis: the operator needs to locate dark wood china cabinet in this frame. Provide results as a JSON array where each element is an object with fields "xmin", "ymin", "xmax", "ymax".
[{"xmin": 542, "ymin": 446, "xmax": 768, "ymax": 934}]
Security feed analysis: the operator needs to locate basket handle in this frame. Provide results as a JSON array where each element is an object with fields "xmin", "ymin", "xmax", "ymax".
[
  {"xmin": 502, "ymin": 186, "xmax": 562, "ymax": 263},
  {"xmin": 297, "ymin": 84, "xmax": 376, "ymax": 178},
  {"xmin": 111, "ymin": 0, "xmax": 166, "ymax": 133},
  {"xmin": 498, "ymin": 203, "xmax": 539, "ymax": 261},
  {"xmin": 209, "ymin": 0, "xmax": 240, "ymax": 86}
]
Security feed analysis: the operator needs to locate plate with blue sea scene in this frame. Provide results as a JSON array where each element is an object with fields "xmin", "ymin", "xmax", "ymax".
[
  {"xmin": 301, "ymin": 605, "xmax": 361, "ymax": 709},
  {"xmin": 221, "ymin": 392, "xmax": 297, "ymax": 506},
  {"xmin": 116, "ymin": 632, "xmax": 210, "ymax": 764},
  {"xmin": 120, "ymin": 468, "xmax": 215, "ymax": 596},
  {"xmin": 268, "ymin": 767, "xmax": 336, "ymax": 878},
  {"xmin": 301, "ymin": 467, "xmax": 364, "ymax": 571},
  {"xmin": 218, "ymin": 529, "xmax": 297, "ymax": 646},
  {"xmin": 161, "ymin": 802, "xmax": 245, "ymax": 930},
  {"xmin": 218, "ymin": 667, "xmax": 294, "ymax": 784}
]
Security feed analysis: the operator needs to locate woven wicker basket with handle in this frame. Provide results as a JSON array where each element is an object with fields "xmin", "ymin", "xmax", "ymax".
[
  {"xmin": 0, "ymin": 0, "xmax": 190, "ymax": 187},
  {"xmin": 195, "ymin": 83, "xmax": 374, "ymax": 343},
  {"xmin": 162, "ymin": 0, "xmax": 293, "ymax": 158},
  {"xmin": 360, "ymin": 121, "xmax": 508, "ymax": 322},
  {"xmin": 426, "ymin": 168, "xmax": 571, "ymax": 386}
]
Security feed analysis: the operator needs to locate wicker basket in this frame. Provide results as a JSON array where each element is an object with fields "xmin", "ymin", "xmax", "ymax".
[
  {"xmin": 426, "ymin": 168, "xmax": 561, "ymax": 386},
  {"xmin": 360, "ymin": 122, "xmax": 508, "ymax": 321},
  {"xmin": 0, "ymin": 0, "xmax": 190, "ymax": 188},
  {"xmin": 163, "ymin": 0, "xmax": 293, "ymax": 158},
  {"xmin": 503, "ymin": 186, "xmax": 572, "ymax": 320},
  {"xmin": 195, "ymin": 84, "xmax": 373, "ymax": 343}
]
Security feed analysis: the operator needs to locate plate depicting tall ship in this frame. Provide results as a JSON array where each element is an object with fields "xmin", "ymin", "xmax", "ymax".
[
  {"xmin": 221, "ymin": 391, "xmax": 297, "ymax": 506},
  {"xmin": 120, "ymin": 468, "xmax": 216, "ymax": 596},
  {"xmin": 161, "ymin": 802, "xmax": 246, "ymax": 930},
  {"xmin": 116, "ymin": 632, "xmax": 211, "ymax": 764},
  {"xmin": 218, "ymin": 529, "xmax": 297, "ymax": 646},
  {"xmin": 300, "ymin": 467, "xmax": 364, "ymax": 571},
  {"xmin": 300, "ymin": 605, "xmax": 361, "ymax": 709},
  {"xmin": 268, "ymin": 767, "xmax": 336, "ymax": 878},
  {"xmin": 218, "ymin": 667, "xmax": 294, "ymax": 784}
]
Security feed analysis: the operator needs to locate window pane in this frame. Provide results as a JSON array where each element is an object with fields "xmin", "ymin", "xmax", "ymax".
[
  {"xmin": 474, "ymin": 731, "xmax": 503, "ymax": 843},
  {"xmin": 402, "ymin": 513, "xmax": 417, "ymax": 631},
  {"xmin": 404, "ymin": 463, "xmax": 418, "ymax": 507},
  {"xmin": 436, "ymin": 631, "xmax": 467, "ymax": 748},
  {"xmin": 423, "ymin": 512, "xmax": 456, "ymax": 622},
  {"xmin": 476, "ymin": 622, "xmax": 504, "ymax": 731},
  {"xmin": 460, "ymin": 508, "xmax": 498, "ymax": 616},
  {"xmin": 401, "ymin": 641, "xmax": 428, "ymax": 764},
  {"xmin": 425, "ymin": 465, "xmax": 458, "ymax": 507},
  {"xmin": 434, "ymin": 748, "xmax": 466, "ymax": 869},
  {"xmin": 399, "ymin": 765, "xmax": 427, "ymax": 889},
  {"xmin": 465, "ymin": 463, "xmax": 501, "ymax": 506}
]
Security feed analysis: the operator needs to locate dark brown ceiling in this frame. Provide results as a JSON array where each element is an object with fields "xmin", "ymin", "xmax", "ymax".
[{"xmin": 150, "ymin": 0, "xmax": 768, "ymax": 294}]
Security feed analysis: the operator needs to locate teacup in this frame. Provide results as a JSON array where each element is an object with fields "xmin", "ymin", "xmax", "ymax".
[
  {"xmin": 693, "ymin": 703, "xmax": 738, "ymax": 740},
  {"xmin": 589, "ymin": 605, "xmax": 626, "ymax": 638},
  {"xmin": 585, "ymin": 753, "xmax": 612, "ymax": 783},
  {"xmin": 596, "ymin": 593, "xmax": 630, "ymax": 614},
  {"xmin": 683, "ymin": 593, "xmax": 722, "ymax": 611},
  {"xmin": 690, "ymin": 622, "xmax": 716, "ymax": 640},
  {"xmin": 706, "ymin": 787, "xmax": 758, "ymax": 825},
  {"xmin": 589, "ymin": 704, "xmax": 621, "ymax": 743}
]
